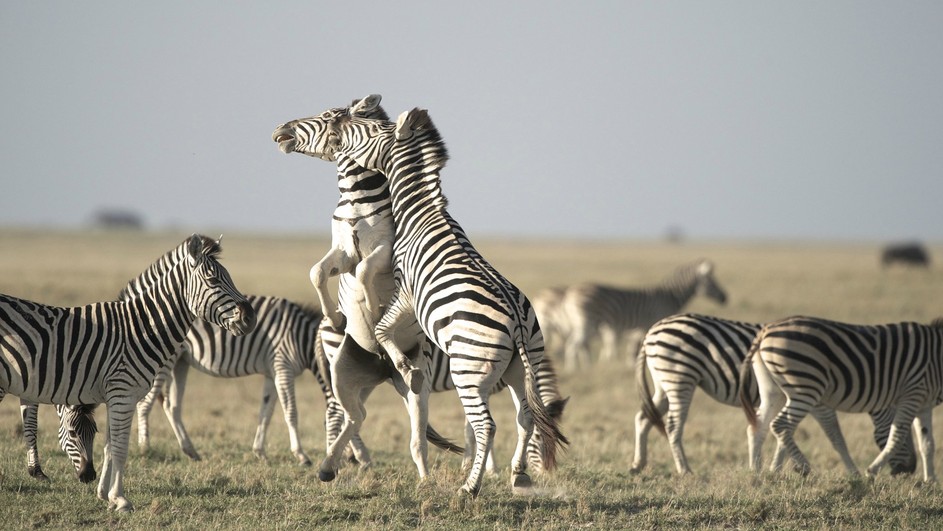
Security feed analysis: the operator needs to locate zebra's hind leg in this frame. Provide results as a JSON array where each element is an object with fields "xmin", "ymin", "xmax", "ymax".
[
  {"xmin": 252, "ymin": 376, "xmax": 278, "ymax": 462},
  {"xmin": 664, "ymin": 386, "xmax": 695, "ymax": 475},
  {"xmin": 504, "ymin": 358, "xmax": 536, "ymax": 492},
  {"xmin": 630, "ymin": 385, "xmax": 668, "ymax": 474},
  {"xmin": 769, "ymin": 399, "xmax": 813, "ymax": 476},
  {"xmin": 374, "ymin": 289, "xmax": 424, "ymax": 394},
  {"xmin": 135, "ymin": 380, "xmax": 162, "ymax": 452},
  {"xmin": 20, "ymin": 401, "xmax": 48, "ymax": 481}
]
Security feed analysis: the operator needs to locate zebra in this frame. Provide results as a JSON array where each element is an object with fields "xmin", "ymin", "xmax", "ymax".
[
  {"xmin": 0, "ymin": 234, "xmax": 256, "ymax": 512},
  {"xmin": 273, "ymin": 95, "xmax": 568, "ymax": 497},
  {"xmin": 548, "ymin": 259, "xmax": 728, "ymax": 371},
  {"xmin": 632, "ymin": 313, "xmax": 916, "ymax": 476},
  {"xmin": 19, "ymin": 403, "xmax": 98, "ymax": 483},
  {"xmin": 133, "ymin": 294, "xmax": 351, "ymax": 466},
  {"xmin": 531, "ymin": 286, "xmax": 568, "ymax": 359},
  {"xmin": 739, "ymin": 316, "xmax": 943, "ymax": 482}
]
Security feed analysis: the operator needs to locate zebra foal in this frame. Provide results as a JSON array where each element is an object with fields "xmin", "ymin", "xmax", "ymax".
[
  {"xmin": 273, "ymin": 95, "xmax": 567, "ymax": 497},
  {"xmin": 634, "ymin": 313, "xmax": 915, "ymax": 476},
  {"xmin": 740, "ymin": 316, "xmax": 943, "ymax": 482},
  {"xmin": 0, "ymin": 235, "xmax": 255, "ymax": 512}
]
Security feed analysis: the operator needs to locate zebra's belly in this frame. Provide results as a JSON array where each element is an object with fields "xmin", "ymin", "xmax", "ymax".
[{"xmin": 185, "ymin": 351, "xmax": 272, "ymax": 379}]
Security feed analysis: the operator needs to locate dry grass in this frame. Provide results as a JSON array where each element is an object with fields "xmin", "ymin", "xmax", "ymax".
[{"xmin": 1, "ymin": 229, "xmax": 942, "ymax": 529}]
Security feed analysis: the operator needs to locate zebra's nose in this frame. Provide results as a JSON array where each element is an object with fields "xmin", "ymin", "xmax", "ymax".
[{"xmin": 232, "ymin": 300, "xmax": 257, "ymax": 335}]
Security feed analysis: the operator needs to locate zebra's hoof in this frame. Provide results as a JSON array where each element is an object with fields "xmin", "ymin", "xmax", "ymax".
[
  {"xmin": 318, "ymin": 469, "xmax": 337, "ymax": 482},
  {"xmin": 628, "ymin": 465, "xmax": 643, "ymax": 475},
  {"xmin": 298, "ymin": 456, "xmax": 313, "ymax": 467},
  {"xmin": 28, "ymin": 466, "xmax": 50, "ymax": 482},
  {"xmin": 458, "ymin": 483, "xmax": 481, "ymax": 498}
]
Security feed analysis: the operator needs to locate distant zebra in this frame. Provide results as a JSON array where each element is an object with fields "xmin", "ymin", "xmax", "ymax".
[
  {"xmin": 551, "ymin": 259, "xmax": 728, "ymax": 370},
  {"xmin": 633, "ymin": 313, "xmax": 915, "ymax": 475},
  {"xmin": 740, "ymin": 316, "xmax": 943, "ymax": 482},
  {"xmin": 273, "ymin": 95, "xmax": 567, "ymax": 497},
  {"xmin": 531, "ymin": 286, "xmax": 568, "ymax": 358},
  {"xmin": 0, "ymin": 235, "xmax": 255, "ymax": 512},
  {"xmin": 133, "ymin": 295, "xmax": 352, "ymax": 466}
]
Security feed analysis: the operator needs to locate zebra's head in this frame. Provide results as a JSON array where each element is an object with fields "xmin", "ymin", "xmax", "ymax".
[
  {"xmin": 56, "ymin": 404, "xmax": 98, "ymax": 484},
  {"xmin": 183, "ymin": 235, "xmax": 256, "ymax": 336},
  {"xmin": 272, "ymin": 94, "xmax": 388, "ymax": 162},
  {"xmin": 693, "ymin": 260, "xmax": 728, "ymax": 305}
]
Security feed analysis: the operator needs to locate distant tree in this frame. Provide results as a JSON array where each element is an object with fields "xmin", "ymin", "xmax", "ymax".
[{"xmin": 881, "ymin": 242, "xmax": 930, "ymax": 268}]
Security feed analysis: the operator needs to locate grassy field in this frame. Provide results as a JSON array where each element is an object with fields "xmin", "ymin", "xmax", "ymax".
[{"xmin": 1, "ymin": 228, "xmax": 942, "ymax": 529}]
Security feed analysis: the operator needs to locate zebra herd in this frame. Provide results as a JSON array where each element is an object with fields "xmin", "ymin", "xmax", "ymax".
[{"xmin": 2, "ymin": 93, "xmax": 941, "ymax": 512}]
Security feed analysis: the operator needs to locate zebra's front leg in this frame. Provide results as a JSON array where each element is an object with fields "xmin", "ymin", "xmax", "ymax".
[
  {"xmin": 252, "ymin": 376, "xmax": 279, "ymax": 462},
  {"xmin": 273, "ymin": 369, "xmax": 311, "ymax": 466},
  {"xmin": 810, "ymin": 406, "xmax": 859, "ymax": 475},
  {"xmin": 310, "ymin": 248, "xmax": 353, "ymax": 329},
  {"xmin": 374, "ymin": 289, "xmax": 423, "ymax": 395},
  {"xmin": 99, "ymin": 399, "xmax": 136, "ymax": 512},
  {"xmin": 20, "ymin": 401, "xmax": 47, "ymax": 481},
  {"xmin": 911, "ymin": 409, "xmax": 936, "ymax": 483}
]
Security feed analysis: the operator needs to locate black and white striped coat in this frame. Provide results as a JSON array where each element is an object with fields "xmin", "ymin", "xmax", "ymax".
[
  {"xmin": 634, "ymin": 313, "xmax": 915, "ymax": 476},
  {"xmin": 740, "ymin": 315, "xmax": 943, "ymax": 482},
  {"xmin": 134, "ymin": 295, "xmax": 342, "ymax": 466},
  {"xmin": 0, "ymin": 235, "xmax": 255, "ymax": 512},
  {"xmin": 273, "ymin": 96, "xmax": 567, "ymax": 496},
  {"xmin": 538, "ymin": 259, "xmax": 728, "ymax": 370}
]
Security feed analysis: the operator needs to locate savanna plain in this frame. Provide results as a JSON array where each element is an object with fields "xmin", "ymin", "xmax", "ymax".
[{"xmin": 0, "ymin": 229, "xmax": 942, "ymax": 530}]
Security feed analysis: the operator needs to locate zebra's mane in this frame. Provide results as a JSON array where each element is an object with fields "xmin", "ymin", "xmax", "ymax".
[
  {"xmin": 399, "ymin": 108, "xmax": 449, "ymax": 171},
  {"xmin": 117, "ymin": 234, "xmax": 221, "ymax": 300},
  {"xmin": 931, "ymin": 317, "xmax": 943, "ymax": 329}
]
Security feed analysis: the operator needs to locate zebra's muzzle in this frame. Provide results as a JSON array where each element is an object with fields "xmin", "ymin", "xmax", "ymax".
[
  {"xmin": 226, "ymin": 300, "xmax": 257, "ymax": 336},
  {"xmin": 272, "ymin": 127, "xmax": 296, "ymax": 154}
]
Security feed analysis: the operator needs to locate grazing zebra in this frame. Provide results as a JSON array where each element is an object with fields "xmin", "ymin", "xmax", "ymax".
[
  {"xmin": 0, "ymin": 235, "xmax": 256, "ymax": 512},
  {"xmin": 531, "ymin": 286, "xmax": 568, "ymax": 358},
  {"xmin": 551, "ymin": 259, "xmax": 728, "ymax": 371},
  {"xmin": 633, "ymin": 313, "xmax": 916, "ymax": 476},
  {"xmin": 273, "ymin": 95, "xmax": 567, "ymax": 496},
  {"xmin": 740, "ymin": 316, "xmax": 943, "ymax": 482},
  {"xmin": 19, "ymin": 403, "xmax": 98, "ymax": 483},
  {"xmin": 133, "ymin": 295, "xmax": 353, "ymax": 466}
]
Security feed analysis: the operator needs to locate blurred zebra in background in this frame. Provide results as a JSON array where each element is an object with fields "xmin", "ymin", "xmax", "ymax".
[
  {"xmin": 536, "ymin": 259, "xmax": 728, "ymax": 371},
  {"xmin": 273, "ymin": 97, "xmax": 567, "ymax": 497},
  {"xmin": 0, "ymin": 235, "xmax": 256, "ymax": 512},
  {"xmin": 740, "ymin": 316, "xmax": 943, "ymax": 482},
  {"xmin": 134, "ymin": 295, "xmax": 347, "ymax": 466},
  {"xmin": 633, "ymin": 313, "xmax": 915, "ymax": 476}
]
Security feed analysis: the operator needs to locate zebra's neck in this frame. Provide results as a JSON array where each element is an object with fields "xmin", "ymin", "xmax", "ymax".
[
  {"xmin": 122, "ymin": 259, "xmax": 192, "ymax": 356},
  {"xmin": 333, "ymin": 153, "xmax": 391, "ymax": 224},
  {"xmin": 657, "ymin": 267, "xmax": 699, "ymax": 308}
]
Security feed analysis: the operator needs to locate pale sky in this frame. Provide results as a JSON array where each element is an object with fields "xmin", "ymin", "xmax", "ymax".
[{"xmin": 2, "ymin": 2, "xmax": 941, "ymax": 242}]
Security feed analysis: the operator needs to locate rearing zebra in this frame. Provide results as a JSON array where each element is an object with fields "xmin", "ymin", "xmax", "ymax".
[
  {"xmin": 740, "ymin": 315, "xmax": 943, "ymax": 482},
  {"xmin": 0, "ymin": 235, "xmax": 256, "ymax": 512},
  {"xmin": 633, "ymin": 313, "xmax": 915, "ymax": 476},
  {"xmin": 273, "ymin": 95, "xmax": 567, "ymax": 497},
  {"xmin": 540, "ymin": 259, "xmax": 728, "ymax": 370}
]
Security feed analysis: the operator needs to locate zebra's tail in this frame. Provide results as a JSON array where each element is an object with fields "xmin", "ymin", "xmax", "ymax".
[
  {"xmin": 516, "ymin": 328, "xmax": 569, "ymax": 472},
  {"xmin": 636, "ymin": 340, "xmax": 666, "ymax": 437},
  {"xmin": 426, "ymin": 424, "xmax": 464, "ymax": 455},
  {"xmin": 739, "ymin": 330, "xmax": 763, "ymax": 429}
]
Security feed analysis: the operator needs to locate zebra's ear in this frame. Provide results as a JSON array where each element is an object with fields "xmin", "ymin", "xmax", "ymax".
[
  {"xmin": 350, "ymin": 94, "xmax": 382, "ymax": 117},
  {"xmin": 187, "ymin": 235, "xmax": 205, "ymax": 267},
  {"xmin": 395, "ymin": 108, "xmax": 430, "ymax": 140},
  {"xmin": 697, "ymin": 260, "xmax": 713, "ymax": 275}
]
